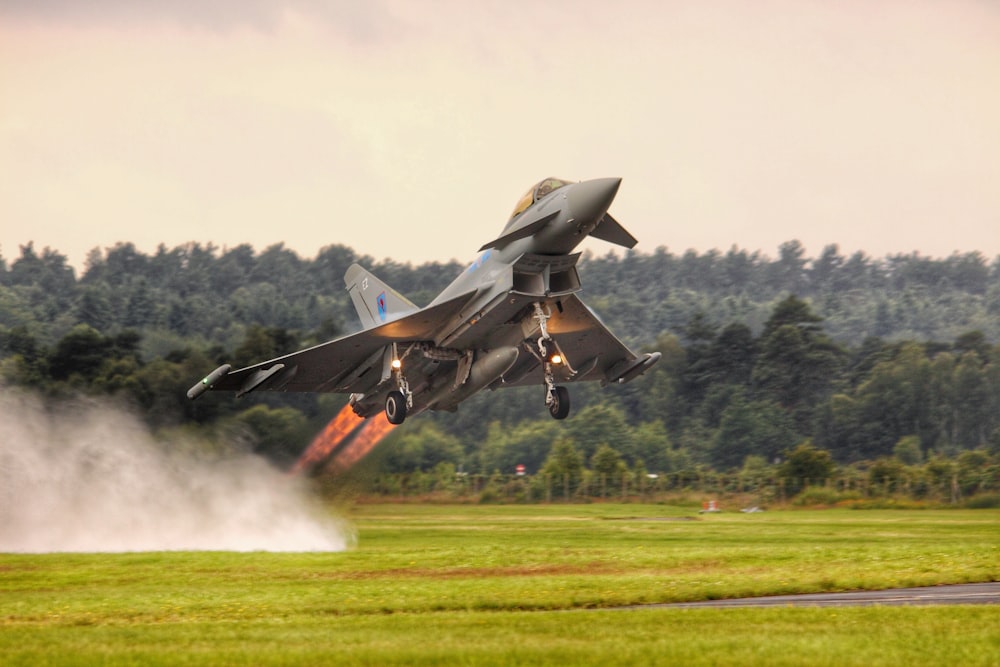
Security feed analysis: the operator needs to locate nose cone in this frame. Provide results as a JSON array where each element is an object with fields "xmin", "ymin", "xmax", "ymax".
[{"xmin": 567, "ymin": 177, "xmax": 621, "ymax": 223}]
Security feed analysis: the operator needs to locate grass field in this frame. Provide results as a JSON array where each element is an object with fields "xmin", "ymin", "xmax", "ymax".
[{"xmin": 2, "ymin": 504, "xmax": 999, "ymax": 665}]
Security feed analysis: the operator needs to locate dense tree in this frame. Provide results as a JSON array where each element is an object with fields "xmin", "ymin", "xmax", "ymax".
[
  {"xmin": 631, "ymin": 421, "xmax": 671, "ymax": 473},
  {"xmin": 868, "ymin": 457, "xmax": 908, "ymax": 493},
  {"xmin": 590, "ymin": 444, "xmax": 626, "ymax": 476},
  {"xmin": 752, "ymin": 295, "xmax": 843, "ymax": 428},
  {"xmin": 9, "ymin": 243, "xmax": 76, "ymax": 293},
  {"xmin": 779, "ymin": 441, "xmax": 835, "ymax": 494},
  {"xmin": 75, "ymin": 285, "xmax": 114, "ymax": 332},
  {"xmin": 231, "ymin": 326, "xmax": 299, "ymax": 369},
  {"xmin": 477, "ymin": 420, "xmax": 560, "ymax": 475},
  {"xmin": 0, "ymin": 238, "xmax": 997, "ymax": 479},
  {"xmin": 955, "ymin": 450, "xmax": 995, "ymax": 496},
  {"xmin": 119, "ymin": 278, "xmax": 154, "ymax": 329},
  {"xmin": 232, "ymin": 404, "xmax": 310, "ymax": 464},
  {"xmin": 48, "ymin": 324, "xmax": 113, "ymax": 382},
  {"xmin": 769, "ymin": 240, "xmax": 809, "ymax": 294},
  {"xmin": 952, "ymin": 353, "xmax": 991, "ymax": 449},
  {"xmin": 893, "ymin": 435, "xmax": 923, "ymax": 466},
  {"xmin": 564, "ymin": 403, "xmax": 634, "ymax": 465},
  {"xmin": 540, "ymin": 437, "xmax": 584, "ymax": 498},
  {"xmin": 711, "ymin": 393, "xmax": 800, "ymax": 469},
  {"xmin": 382, "ymin": 422, "xmax": 465, "ymax": 473},
  {"xmin": 690, "ymin": 322, "xmax": 755, "ymax": 388},
  {"xmin": 214, "ymin": 244, "xmax": 257, "ymax": 295},
  {"xmin": 0, "ymin": 325, "xmax": 47, "ymax": 386}
]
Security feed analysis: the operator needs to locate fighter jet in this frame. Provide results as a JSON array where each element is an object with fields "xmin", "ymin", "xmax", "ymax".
[{"xmin": 187, "ymin": 177, "xmax": 661, "ymax": 423}]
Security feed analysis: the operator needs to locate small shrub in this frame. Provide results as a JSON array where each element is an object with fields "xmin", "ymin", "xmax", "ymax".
[
  {"xmin": 793, "ymin": 486, "xmax": 842, "ymax": 507},
  {"xmin": 964, "ymin": 493, "xmax": 1000, "ymax": 509},
  {"xmin": 792, "ymin": 487, "xmax": 864, "ymax": 507},
  {"xmin": 844, "ymin": 497, "xmax": 929, "ymax": 510}
]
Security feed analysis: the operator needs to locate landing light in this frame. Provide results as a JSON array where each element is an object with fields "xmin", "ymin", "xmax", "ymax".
[
  {"xmin": 550, "ymin": 354, "xmax": 563, "ymax": 365},
  {"xmin": 391, "ymin": 358, "xmax": 402, "ymax": 370}
]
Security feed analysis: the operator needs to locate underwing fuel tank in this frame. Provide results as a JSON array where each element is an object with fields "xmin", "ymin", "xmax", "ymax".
[{"xmin": 423, "ymin": 346, "xmax": 519, "ymax": 411}]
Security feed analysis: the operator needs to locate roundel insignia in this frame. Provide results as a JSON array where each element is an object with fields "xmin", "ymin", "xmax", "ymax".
[{"xmin": 377, "ymin": 292, "xmax": 387, "ymax": 322}]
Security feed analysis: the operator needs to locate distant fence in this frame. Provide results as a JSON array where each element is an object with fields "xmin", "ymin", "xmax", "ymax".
[{"xmin": 357, "ymin": 470, "xmax": 1000, "ymax": 506}]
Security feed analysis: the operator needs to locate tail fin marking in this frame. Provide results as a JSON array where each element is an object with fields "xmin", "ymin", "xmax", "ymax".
[{"xmin": 344, "ymin": 264, "xmax": 418, "ymax": 329}]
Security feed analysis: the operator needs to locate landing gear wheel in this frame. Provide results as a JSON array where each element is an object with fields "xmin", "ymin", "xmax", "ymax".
[
  {"xmin": 385, "ymin": 390, "xmax": 407, "ymax": 425},
  {"xmin": 548, "ymin": 386, "xmax": 570, "ymax": 420}
]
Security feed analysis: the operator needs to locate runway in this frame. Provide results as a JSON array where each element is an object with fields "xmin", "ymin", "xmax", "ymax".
[{"xmin": 625, "ymin": 582, "xmax": 1000, "ymax": 609}]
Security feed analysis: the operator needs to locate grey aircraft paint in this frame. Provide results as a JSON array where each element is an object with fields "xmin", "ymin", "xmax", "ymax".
[{"xmin": 188, "ymin": 177, "xmax": 660, "ymax": 424}]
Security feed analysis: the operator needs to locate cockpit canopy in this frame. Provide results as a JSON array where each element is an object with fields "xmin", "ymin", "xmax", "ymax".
[{"xmin": 508, "ymin": 178, "xmax": 573, "ymax": 222}]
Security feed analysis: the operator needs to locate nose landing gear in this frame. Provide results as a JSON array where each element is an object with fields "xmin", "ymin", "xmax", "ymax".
[{"xmin": 533, "ymin": 302, "xmax": 571, "ymax": 420}]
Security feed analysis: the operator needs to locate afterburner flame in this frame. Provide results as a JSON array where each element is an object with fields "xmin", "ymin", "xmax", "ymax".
[
  {"xmin": 291, "ymin": 405, "xmax": 397, "ymax": 475},
  {"xmin": 326, "ymin": 414, "xmax": 395, "ymax": 473},
  {"xmin": 289, "ymin": 403, "xmax": 363, "ymax": 475}
]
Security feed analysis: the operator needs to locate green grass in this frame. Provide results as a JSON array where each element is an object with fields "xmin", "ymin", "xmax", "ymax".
[{"xmin": 2, "ymin": 505, "xmax": 999, "ymax": 665}]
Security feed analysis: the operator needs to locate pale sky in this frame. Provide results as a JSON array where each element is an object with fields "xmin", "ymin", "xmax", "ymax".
[{"xmin": 2, "ymin": 0, "xmax": 999, "ymax": 272}]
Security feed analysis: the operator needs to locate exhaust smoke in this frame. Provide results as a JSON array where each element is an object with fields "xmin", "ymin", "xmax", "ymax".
[{"xmin": 0, "ymin": 391, "xmax": 352, "ymax": 553}]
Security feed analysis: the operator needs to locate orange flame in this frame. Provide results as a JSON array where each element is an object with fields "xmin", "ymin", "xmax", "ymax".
[
  {"xmin": 326, "ymin": 413, "xmax": 396, "ymax": 473},
  {"xmin": 289, "ymin": 403, "xmax": 363, "ymax": 475}
]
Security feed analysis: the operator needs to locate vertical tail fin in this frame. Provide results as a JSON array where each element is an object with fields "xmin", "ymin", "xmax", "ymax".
[{"xmin": 344, "ymin": 264, "xmax": 418, "ymax": 329}]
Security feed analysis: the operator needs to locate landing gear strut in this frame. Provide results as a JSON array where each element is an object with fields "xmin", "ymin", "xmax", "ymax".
[
  {"xmin": 533, "ymin": 302, "xmax": 571, "ymax": 420},
  {"xmin": 385, "ymin": 342, "xmax": 412, "ymax": 425}
]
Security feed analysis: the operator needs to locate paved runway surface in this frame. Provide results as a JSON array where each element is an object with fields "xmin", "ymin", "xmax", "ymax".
[{"xmin": 627, "ymin": 582, "xmax": 1000, "ymax": 609}]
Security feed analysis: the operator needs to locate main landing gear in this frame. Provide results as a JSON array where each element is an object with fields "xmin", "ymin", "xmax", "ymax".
[
  {"xmin": 534, "ymin": 302, "xmax": 571, "ymax": 421},
  {"xmin": 385, "ymin": 390, "xmax": 407, "ymax": 425},
  {"xmin": 547, "ymin": 385, "xmax": 570, "ymax": 420},
  {"xmin": 385, "ymin": 343, "xmax": 412, "ymax": 425}
]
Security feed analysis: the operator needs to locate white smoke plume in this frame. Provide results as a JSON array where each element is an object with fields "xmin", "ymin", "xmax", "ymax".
[{"xmin": 0, "ymin": 391, "xmax": 352, "ymax": 552}]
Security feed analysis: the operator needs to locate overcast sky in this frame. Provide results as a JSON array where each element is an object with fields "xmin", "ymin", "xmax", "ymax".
[{"xmin": 2, "ymin": 0, "xmax": 998, "ymax": 272}]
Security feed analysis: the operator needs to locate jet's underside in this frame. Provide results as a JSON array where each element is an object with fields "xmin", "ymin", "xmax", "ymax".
[{"xmin": 188, "ymin": 177, "xmax": 660, "ymax": 424}]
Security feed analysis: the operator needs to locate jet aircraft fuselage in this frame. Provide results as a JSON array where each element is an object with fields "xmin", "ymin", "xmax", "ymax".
[{"xmin": 188, "ymin": 177, "xmax": 660, "ymax": 425}]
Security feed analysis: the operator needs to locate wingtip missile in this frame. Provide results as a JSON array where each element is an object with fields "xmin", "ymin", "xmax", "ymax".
[
  {"xmin": 607, "ymin": 352, "xmax": 661, "ymax": 385},
  {"xmin": 186, "ymin": 364, "xmax": 232, "ymax": 400}
]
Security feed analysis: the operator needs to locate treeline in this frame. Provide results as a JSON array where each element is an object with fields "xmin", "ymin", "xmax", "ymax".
[
  {"xmin": 1, "ymin": 241, "xmax": 998, "ymax": 486},
  {"xmin": 579, "ymin": 241, "xmax": 1000, "ymax": 347},
  {"xmin": 359, "ymin": 444, "xmax": 1000, "ymax": 508},
  {"xmin": 2, "ymin": 239, "xmax": 998, "ymax": 350},
  {"xmin": 384, "ymin": 296, "xmax": 998, "ymax": 479}
]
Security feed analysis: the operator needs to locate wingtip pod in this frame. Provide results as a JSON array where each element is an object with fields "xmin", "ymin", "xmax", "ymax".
[
  {"xmin": 186, "ymin": 364, "xmax": 232, "ymax": 400},
  {"xmin": 608, "ymin": 352, "xmax": 661, "ymax": 385}
]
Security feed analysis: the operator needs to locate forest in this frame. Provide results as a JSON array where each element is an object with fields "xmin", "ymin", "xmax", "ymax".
[{"xmin": 1, "ymin": 239, "xmax": 998, "ymax": 501}]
